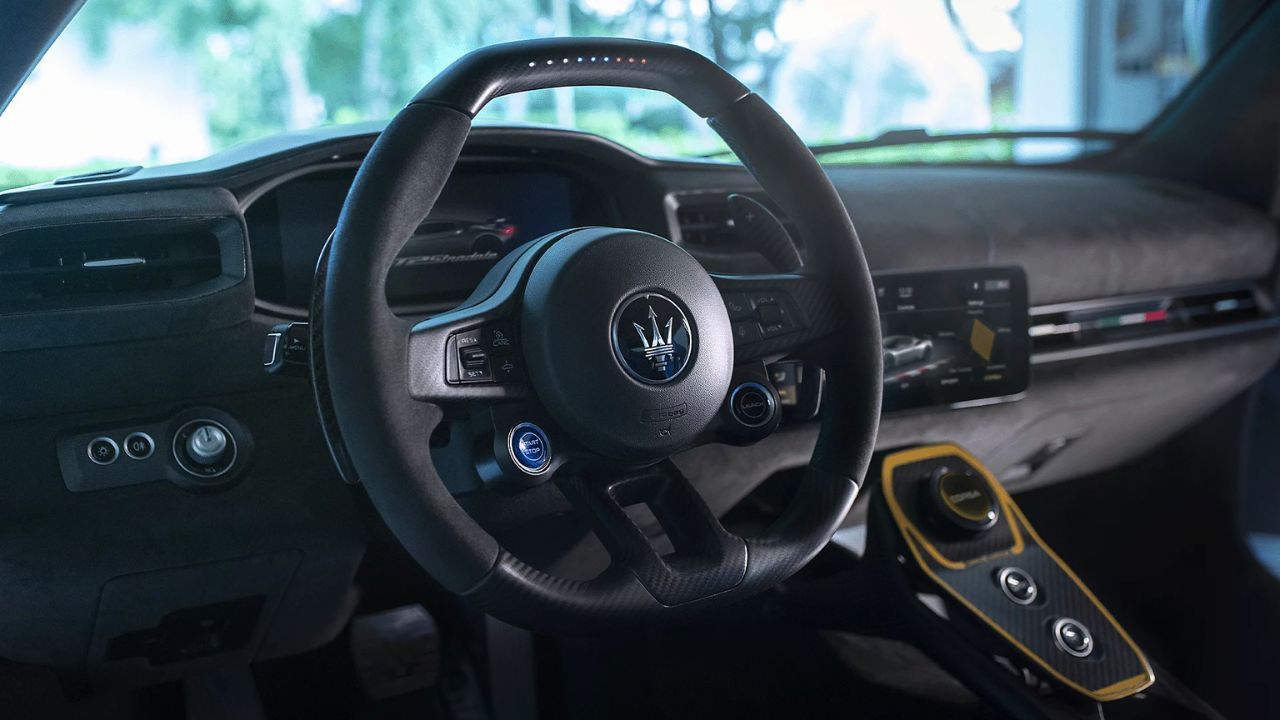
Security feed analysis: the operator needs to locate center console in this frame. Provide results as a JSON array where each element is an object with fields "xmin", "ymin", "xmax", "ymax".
[
  {"xmin": 782, "ymin": 444, "xmax": 1224, "ymax": 720},
  {"xmin": 881, "ymin": 444, "xmax": 1153, "ymax": 702}
]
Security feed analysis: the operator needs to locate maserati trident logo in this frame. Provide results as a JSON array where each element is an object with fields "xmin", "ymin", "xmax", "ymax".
[{"xmin": 612, "ymin": 293, "xmax": 693, "ymax": 384}]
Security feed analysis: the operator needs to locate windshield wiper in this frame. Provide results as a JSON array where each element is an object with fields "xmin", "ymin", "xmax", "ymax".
[{"xmin": 698, "ymin": 128, "xmax": 1132, "ymax": 159}]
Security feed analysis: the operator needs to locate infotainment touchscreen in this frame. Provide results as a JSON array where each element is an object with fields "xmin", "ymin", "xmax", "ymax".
[{"xmin": 874, "ymin": 267, "xmax": 1029, "ymax": 412}]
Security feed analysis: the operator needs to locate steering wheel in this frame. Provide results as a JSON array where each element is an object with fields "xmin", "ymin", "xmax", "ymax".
[{"xmin": 312, "ymin": 38, "xmax": 881, "ymax": 631}]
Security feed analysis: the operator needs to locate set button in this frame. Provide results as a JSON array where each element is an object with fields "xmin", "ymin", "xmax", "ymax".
[{"xmin": 459, "ymin": 345, "xmax": 491, "ymax": 382}]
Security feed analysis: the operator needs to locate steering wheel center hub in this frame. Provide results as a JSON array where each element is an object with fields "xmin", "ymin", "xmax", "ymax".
[
  {"xmin": 611, "ymin": 291, "xmax": 694, "ymax": 384},
  {"xmin": 520, "ymin": 229, "xmax": 733, "ymax": 461}
]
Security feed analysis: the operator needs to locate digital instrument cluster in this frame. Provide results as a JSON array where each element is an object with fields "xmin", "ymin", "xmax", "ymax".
[{"xmin": 248, "ymin": 163, "xmax": 608, "ymax": 310}]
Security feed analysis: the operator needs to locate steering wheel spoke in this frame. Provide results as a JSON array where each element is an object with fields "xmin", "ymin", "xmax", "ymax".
[
  {"xmin": 558, "ymin": 460, "xmax": 747, "ymax": 606},
  {"xmin": 714, "ymin": 272, "xmax": 840, "ymax": 364},
  {"xmin": 406, "ymin": 243, "xmax": 550, "ymax": 405},
  {"xmin": 407, "ymin": 309, "xmax": 529, "ymax": 404}
]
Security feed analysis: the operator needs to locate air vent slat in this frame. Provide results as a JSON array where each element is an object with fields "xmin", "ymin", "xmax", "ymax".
[
  {"xmin": 672, "ymin": 191, "xmax": 800, "ymax": 249},
  {"xmin": 0, "ymin": 224, "xmax": 224, "ymax": 311},
  {"xmin": 1029, "ymin": 285, "xmax": 1266, "ymax": 353}
]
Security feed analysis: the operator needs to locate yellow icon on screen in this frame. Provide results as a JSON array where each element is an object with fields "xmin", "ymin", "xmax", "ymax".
[{"xmin": 970, "ymin": 319, "xmax": 995, "ymax": 361}]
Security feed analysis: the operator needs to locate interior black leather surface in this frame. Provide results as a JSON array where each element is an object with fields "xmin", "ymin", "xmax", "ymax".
[{"xmin": 824, "ymin": 166, "xmax": 1279, "ymax": 305}]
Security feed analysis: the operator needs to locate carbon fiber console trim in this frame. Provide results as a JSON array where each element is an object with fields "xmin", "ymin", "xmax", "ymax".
[{"xmin": 882, "ymin": 444, "xmax": 1154, "ymax": 702}]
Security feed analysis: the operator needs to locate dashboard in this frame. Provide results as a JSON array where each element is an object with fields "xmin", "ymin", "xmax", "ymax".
[
  {"xmin": 244, "ymin": 154, "xmax": 1037, "ymax": 414},
  {"xmin": 0, "ymin": 123, "xmax": 1277, "ymax": 684},
  {"xmin": 247, "ymin": 161, "xmax": 614, "ymax": 311}
]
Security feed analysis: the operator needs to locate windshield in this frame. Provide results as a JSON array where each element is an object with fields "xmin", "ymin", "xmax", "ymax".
[{"xmin": 0, "ymin": 0, "xmax": 1212, "ymax": 190}]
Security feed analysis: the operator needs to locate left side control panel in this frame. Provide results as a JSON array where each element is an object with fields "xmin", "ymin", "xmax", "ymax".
[
  {"xmin": 57, "ymin": 407, "xmax": 253, "ymax": 493},
  {"xmin": 445, "ymin": 324, "xmax": 524, "ymax": 385}
]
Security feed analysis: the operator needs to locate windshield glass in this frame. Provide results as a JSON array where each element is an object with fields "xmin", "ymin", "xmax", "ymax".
[{"xmin": 0, "ymin": 0, "xmax": 1212, "ymax": 189}]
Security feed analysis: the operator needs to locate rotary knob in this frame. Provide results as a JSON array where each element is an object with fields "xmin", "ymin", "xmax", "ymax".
[
  {"xmin": 187, "ymin": 424, "xmax": 229, "ymax": 465},
  {"xmin": 924, "ymin": 465, "xmax": 1000, "ymax": 535},
  {"xmin": 173, "ymin": 419, "xmax": 238, "ymax": 480}
]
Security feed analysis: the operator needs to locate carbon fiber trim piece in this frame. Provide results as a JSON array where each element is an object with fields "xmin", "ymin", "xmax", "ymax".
[{"xmin": 882, "ymin": 444, "xmax": 1154, "ymax": 702}]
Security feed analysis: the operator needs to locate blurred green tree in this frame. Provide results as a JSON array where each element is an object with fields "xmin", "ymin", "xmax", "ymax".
[{"xmin": 72, "ymin": 0, "xmax": 786, "ymax": 152}]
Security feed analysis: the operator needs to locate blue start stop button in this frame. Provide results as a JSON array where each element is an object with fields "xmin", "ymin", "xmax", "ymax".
[{"xmin": 509, "ymin": 422, "xmax": 552, "ymax": 474}]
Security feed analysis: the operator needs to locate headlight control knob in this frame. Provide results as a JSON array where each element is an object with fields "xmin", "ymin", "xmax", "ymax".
[
  {"xmin": 187, "ymin": 424, "xmax": 229, "ymax": 465},
  {"xmin": 173, "ymin": 419, "xmax": 238, "ymax": 481}
]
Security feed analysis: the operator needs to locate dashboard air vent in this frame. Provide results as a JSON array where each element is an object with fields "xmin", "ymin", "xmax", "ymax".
[
  {"xmin": 0, "ymin": 222, "xmax": 224, "ymax": 311},
  {"xmin": 1029, "ymin": 283, "xmax": 1269, "ymax": 355},
  {"xmin": 674, "ymin": 200, "xmax": 735, "ymax": 246},
  {"xmin": 670, "ymin": 191, "xmax": 800, "ymax": 249}
]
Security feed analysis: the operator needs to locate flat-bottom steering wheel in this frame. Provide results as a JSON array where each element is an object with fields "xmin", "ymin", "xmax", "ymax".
[{"xmin": 313, "ymin": 38, "xmax": 882, "ymax": 631}]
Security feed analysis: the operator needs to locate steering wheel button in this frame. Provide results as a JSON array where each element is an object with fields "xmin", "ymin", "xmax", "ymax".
[
  {"xmin": 723, "ymin": 293, "xmax": 753, "ymax": 320},
  {"xmin": 1053, "ymin": 618, "xmax": 1094, "ymax": 658},
  {"xmin": 731, "ymin": 321, "xmax": 763, "ymax": 345},
  {"xmin": 756, "ymin": 303, "xmax": 784, "ymax": 325},
  {"xmin": 996, "ymin": 567, "xmax": 1037, "ymax": 605},
  {"xmin": 459, "ymin": 346, "xmax": 488, "ymax": 369},
  {"xmin": 492, "ymin": 354, "xmax": 524, "ymax": 383},
  {"xmin": 460, "ymin": 365, "xmax": 493, "ymax": 383},
  {"xmin": 456, "ymin": 339, "xmax": 493, "ymax": 383},
  {"xmin": 730, "ymin": 382, "xmax": 776, "ymax": 428},
  {"xmin": 485, "ymin": 324, "xmax": 517, "ymax": 352},
  {"xmin": 761, "ymin": 320, "xmax": 789, "ymax": 338},
  {"xmin": 509, "ymin": 423, "xmax": 552, "ymax": 474}
]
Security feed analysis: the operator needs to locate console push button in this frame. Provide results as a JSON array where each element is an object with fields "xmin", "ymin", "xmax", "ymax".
[
  {"xmin": 1053, "ymin": 618, "xmax": 1094, "ymax": 658},
  {"xmin": 88, "ymin": 437, "xmax": 120, "ymax": 465},
  {"xmin": 996, "ymin": 566, "xmax": 1037, "ymax": 605},
  {"xmin": 124, "ymin": 432, "xmax": 155, "ymax": 460}
]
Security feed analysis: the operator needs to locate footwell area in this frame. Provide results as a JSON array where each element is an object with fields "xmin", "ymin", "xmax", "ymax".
[
  {"xmin": 535, "ymin": 620, "xmax": 999, "ymax": 720},
  {"xmin": 1017, "ymin": 393, "xmax": 1280, "ymax": 720}
]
